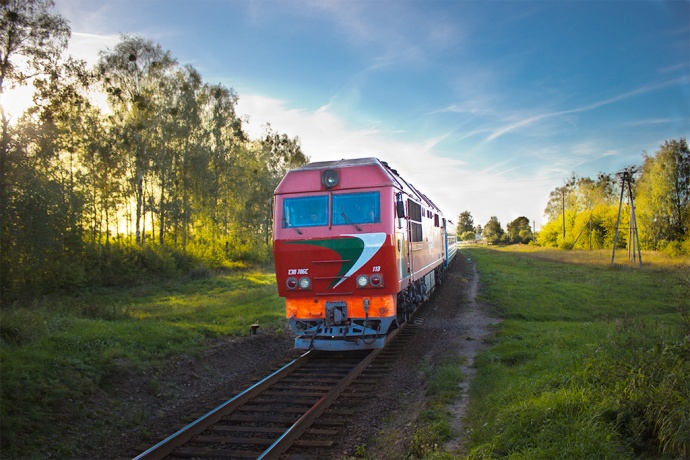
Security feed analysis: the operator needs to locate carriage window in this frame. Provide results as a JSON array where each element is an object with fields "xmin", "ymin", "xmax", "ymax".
[
  {"xmin": 282, "ymin": 195, "xmax": 328, "ymax": 228},
  {"xmin": 332, "ymin": 192, "xmax": 380, "ymax": 225}
]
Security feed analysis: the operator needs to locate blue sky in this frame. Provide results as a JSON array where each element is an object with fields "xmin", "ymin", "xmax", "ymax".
[{"xmin": 51, "ymin": 0, "xmax": 689, "ymax": 228}]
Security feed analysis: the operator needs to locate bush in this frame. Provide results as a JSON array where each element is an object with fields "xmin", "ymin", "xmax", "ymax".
[
  {"xmin": 460, "ymin": 231, "xmax": 476, "ymax": 241},
  {"xmin": 662, "ymin": 240, "xmax": 689, "ymax": 257},
  {"xmin": 585, "ymin": 317, "xmax": 690, "ymax": 458}
]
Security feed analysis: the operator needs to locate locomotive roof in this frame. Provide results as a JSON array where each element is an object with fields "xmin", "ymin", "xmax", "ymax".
[
  {"xmin": 291, "ymin": 157, "xmax": 382, "ymax": 171},
  {"xmin": 276, "ymin": 157, "xmax": 441, "ymax": 213}
]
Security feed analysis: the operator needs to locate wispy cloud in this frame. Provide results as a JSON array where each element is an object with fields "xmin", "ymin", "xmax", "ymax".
[
  {"xmin": 68, "ymin": 32, "xmax": 120, "ymax": 65},
  {"xmin": 485, "ymin": 78, "xmax": 687, "ymax": 142},
  {"xmin": 622, "ymin": 118, "xmax": 676, "ymax": 127},
  {"xmin": 236, "ymin": 92, "xmax": 554, "ymax": 225}
]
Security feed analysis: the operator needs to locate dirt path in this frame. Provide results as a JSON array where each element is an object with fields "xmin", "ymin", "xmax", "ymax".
[
  {"xmin": 440, "ymin": 254, "xmax": 498, "ymax": 454},
  {"xmin": 335, "ymin": 252, "xmax": 500, "ymax": 459}
]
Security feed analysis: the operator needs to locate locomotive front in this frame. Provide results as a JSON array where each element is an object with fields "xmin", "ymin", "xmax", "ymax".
[{"xmin": 272, "ymin": 158, "xmax": 401, "ymax": 351}]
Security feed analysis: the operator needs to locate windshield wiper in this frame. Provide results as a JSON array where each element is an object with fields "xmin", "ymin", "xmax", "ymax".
[
  {"xmin": 282, "ymin": 217, "xmax": 303, "ymax": 235},
  {"xmin": 340, "ymin": 210, "xmax": 362, "ymax": 232}
]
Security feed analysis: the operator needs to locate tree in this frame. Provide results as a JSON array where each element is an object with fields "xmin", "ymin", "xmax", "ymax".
[
  {"xmin": 507, "ymin": 216, "xmax": 533, "ymax": 244},
  {"xmin": 636, "ymin": 138, "xmax": 690, "ymax": 249},
  {"xmin": 250, "ymin": 124, "xmax": 308, "ymax": 246},
  {"xmin": 0, "ymin": 0, "xmax": 70, "ymax": 303},
  {"xmin": 457, "ymin": 211, "xmax": 474, "ymax": 236},
  {"xmin": 155, "ymin": 64, "xmax": 204, "ymax": 249},
  {"xmin": 0, "ymin": 0, "xmax": 70, "ymax": 93},
  {"xmin": 97, "ymin": 35, "xmax": 176, "ymax": 244},
  {"xmin": 483, "ymin": 216, "xmax": 504, "ymax": 244}
]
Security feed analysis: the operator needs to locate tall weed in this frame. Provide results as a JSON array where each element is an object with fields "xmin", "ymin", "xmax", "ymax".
[{"xmin": 463, "ymin": 247, "xmax": 689, "ymax": 459}]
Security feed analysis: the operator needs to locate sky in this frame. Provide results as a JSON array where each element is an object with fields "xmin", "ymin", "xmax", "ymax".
[{"xmin": 26, "ymin": 1, "xmax": 690, "ymax": 228}]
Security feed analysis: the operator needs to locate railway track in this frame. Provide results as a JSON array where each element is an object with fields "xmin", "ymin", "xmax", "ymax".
[{"xmin": 133, "ymin": 303, "xmax": 434, "ymax": 459}]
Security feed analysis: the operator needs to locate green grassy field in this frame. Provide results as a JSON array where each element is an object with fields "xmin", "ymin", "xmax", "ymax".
[
  {"xmin": 2, "ymin": 248, "xmax": 688, "ymax": 459},
  {"xmin": 0, "ymin": 266, "xmax": 286, "ymax": 457},
  {"xmin": 461, "ymin": 247, "xmax": 689, "ymax": 459}
]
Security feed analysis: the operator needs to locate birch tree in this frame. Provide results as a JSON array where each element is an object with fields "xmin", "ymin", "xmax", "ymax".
[
  {"xmin": 97, "ymin": 35, "xmax": 176, "ymax": 244},
  {"xmin": 636, "ymin": 138, "xmax": 690, "ymax": 249}
]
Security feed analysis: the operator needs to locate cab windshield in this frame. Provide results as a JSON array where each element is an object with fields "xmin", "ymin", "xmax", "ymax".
[
  {"xmin": 282, "ymin": 195, "xmax": 328, "ymax": 228},
  {"xmin": 332, "ymin": 192, "xmax": 380, "ymax": 225},
  {"xmin": 281, "ymin": 191, "xmax": 380, "ymax": 228}
]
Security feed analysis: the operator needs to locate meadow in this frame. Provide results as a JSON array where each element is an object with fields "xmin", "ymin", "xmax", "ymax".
[
  {"xmin": 0, "ymin": 266, "xmax": 286, "ymax": 456},
  {"xmin": 1, "ymin": 247, "xmax": 688, "ymax": 459},
  {"xmin": 461, "ymin": 247, "xmax": 689, "ymax": 459}
]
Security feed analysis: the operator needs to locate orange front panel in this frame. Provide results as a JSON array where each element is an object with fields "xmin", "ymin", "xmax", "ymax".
[{"xmin": 286, "ymin": 295, "xmax": 396, "ymax": 319}]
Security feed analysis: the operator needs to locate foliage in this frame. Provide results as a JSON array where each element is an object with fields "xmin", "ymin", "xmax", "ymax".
[
  {"xmin": 456, "ymin": 211, "xmax": 474, "ymax": 235},
  {"xmin": 506, "ymin": 216, "xmax": 533, "ymax": 244},
  {"xmin": 537, "ymin": 205, "xmax": 626, "ymax": 250},
  {"xmin": 0, "ymin": 0, "xmax": 70, "ymax": 91},
  {"xmin": 482, "ymin": 216, "xmax": 504, "ymax": 244},
  {"xmin": 460, "ymin": 231, "xmax": 475, "ymax": 241},
  {"xmin": 463, "ymin": 247, "xmax": 689, "ymax": 459},
  {"xmin": 543, "ymin": 174, "xmax": 576, "ymax": 223},
  {"xmin": 540, "ymin": 139, "xmax": 689, "ymax": 255},
  {"xmin": 636, "ymin": 138, "xmax": 690, "ymax": 250},
  {"xmin": 0, "ymin": 21, "xmax": 308, "ymax": 304},
  {"xmin": 0, "ymin": 266, "xmax": 285, "ymax": 457},
  {"xmin": 408, "ymin": 357, "xmax": 464, "ymax": 459}
]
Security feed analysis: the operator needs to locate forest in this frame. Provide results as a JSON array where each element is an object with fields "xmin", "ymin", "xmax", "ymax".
[
  {"xmin": 455, "ymin": 137, "xmax": 690, "ymax": 253},
  {"xmin": 0, "ymin": 1, "xmax": 309, "ymax": 305},
  {"xmin": 537, "ymin": 138, "xmax": 689, "ymax": 254}
]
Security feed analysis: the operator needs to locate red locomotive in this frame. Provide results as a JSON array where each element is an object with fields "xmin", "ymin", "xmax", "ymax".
[{"xmin": 272, "ymin": 158, "xmax": 457, "ymax": 351}]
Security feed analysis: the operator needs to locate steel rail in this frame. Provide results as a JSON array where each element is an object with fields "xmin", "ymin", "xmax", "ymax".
[
  {"xmin": 132, "ymin": 350, "xmax": 313, "ymax": 460},
  {"xmin": 257, "ymin": 326, "xmax": 401, "ymax": 460}
]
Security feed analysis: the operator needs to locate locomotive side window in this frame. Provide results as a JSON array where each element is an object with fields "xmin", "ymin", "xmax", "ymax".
[
  {"xmin": 283, "ymin": 195, "xmax": 328, "ymax": 227},
  {"xmin": 332, "ymin": 192, "xmax": 380, "ymax": 225},
  {"xmin": 407, "ymin": 199, "xmax": 422, "ymax": 221},
  {"xmin": 408, "ymin": 199, "xmax": 423, "ymax": 242}
]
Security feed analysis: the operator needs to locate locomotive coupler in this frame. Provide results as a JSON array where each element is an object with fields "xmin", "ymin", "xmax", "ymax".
[{"xmin": 325, "ymin": 301, "xmax": 348, "ymax": 326}]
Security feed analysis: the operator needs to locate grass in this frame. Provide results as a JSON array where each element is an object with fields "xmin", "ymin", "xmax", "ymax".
[
  {"xmin": 0, "ymin": 266, "xmax": 285, "ymax": 457},
  {"xmin": 407, "ymin": 357, "xmax": 466, "ymax": 459},
  {"xmin": 3, "ymin": 247, "xmax": 688, "ymax": 458},
  {"xmin": 460, "ymin": 246, "xmax": 689, "ymax": 460}
]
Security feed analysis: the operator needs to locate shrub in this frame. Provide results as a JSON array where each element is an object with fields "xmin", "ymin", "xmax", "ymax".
[
  {"xmin": 662, "ymin": 240, "xmax": 688, "ymax": 257},
  {"xmin": 460, "ymin": 231, "xmax": 476, "ymax": 241},
  {"xmin": 582, "ymin": 284, "xmax": 690, "ymax": 460}
]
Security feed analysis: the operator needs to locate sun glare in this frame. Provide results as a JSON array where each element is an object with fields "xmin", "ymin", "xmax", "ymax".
[
  {"xmin": 0, "ymin": 85, "xmax": 34, "ymax": 122},
  {"xmin": 0, "ymin": 83, "xmax": 111, "ymax": 124}
]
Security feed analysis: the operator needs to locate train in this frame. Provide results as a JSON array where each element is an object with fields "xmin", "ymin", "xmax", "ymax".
[{"xmin": 272, "ymin": 157, "xmax": 457, "ymax": 351}]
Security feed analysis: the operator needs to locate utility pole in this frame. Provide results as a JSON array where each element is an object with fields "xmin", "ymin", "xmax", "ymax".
[
  {"xmin": 562, "ymin": 189, "xmax": 566, "ymax": 239},
  {"xmin": 560, "ymin": 176, "xmax": 575, "ymax": 241},
  {"xmin": 611, "ymin": 167, "xmax": 642, "ymax": 266}
]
